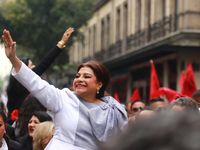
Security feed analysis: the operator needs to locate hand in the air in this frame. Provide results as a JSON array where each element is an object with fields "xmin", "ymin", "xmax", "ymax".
[
  {"xmin": 61, "ymin": 27, "xmax": 74, "ymax": 45},
  {"xmin": 2, "ymin": 29, "xmax": 16, "ymax": 60}
]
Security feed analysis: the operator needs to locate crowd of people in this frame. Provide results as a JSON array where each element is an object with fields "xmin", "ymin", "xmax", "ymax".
[{"xmin": 1, "ymin": 28, "xmax": 200, "ymax": 150}]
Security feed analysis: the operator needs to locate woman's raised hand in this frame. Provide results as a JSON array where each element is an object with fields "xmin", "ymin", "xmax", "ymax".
[
  {"xmin": 2, "ymin": 29, "xmax": 16, "ymax": 60},
  {"xmin": 57, "ymin": 28, "xmax": 74, "ymax": 49},
  {"xmin": 2, "ymin": 29, "xmax": 21, "ymax": 72}
]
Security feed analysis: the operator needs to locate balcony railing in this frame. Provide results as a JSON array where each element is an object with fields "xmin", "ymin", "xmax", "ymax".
[
  {"xmin": 127, "ymin": 30, "xmax": 145, "ymax": 50},
  {"xmin": 94, "ymin": 49, "xmax": 105, "ymax": 61},
  {"xmin": 108, "ymin": 40, "xmax": 122, "ymax": 57},
  {"xmin": 95, "ymin": 0, "xmax": 109, "ymax": 10},
  {"xmin": 127, "ymin": 15, "xmax": 173, "ymax": 50},
  {"xmin": 83, "ymin": 56, "xmax": 92, "ymax": 63},
  {"xmin": 94, "ymin": 15, "xmax": 176, "ymax": 61},
  {"xmin": 150, "ymin": 15, "xmax": 172, "ymax": 41}
]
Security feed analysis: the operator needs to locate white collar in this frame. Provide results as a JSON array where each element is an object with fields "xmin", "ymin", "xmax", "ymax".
[{"xmin": 0, "ymin": 138, "xmax": 8, "ymax": 150}]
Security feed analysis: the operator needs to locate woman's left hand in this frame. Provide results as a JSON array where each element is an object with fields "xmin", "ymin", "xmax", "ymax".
[{"xmin": 57, "ymin": 28, "xmax": 74, "ymax": 49}]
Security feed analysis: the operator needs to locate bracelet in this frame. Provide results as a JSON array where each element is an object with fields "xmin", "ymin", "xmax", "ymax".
[{"xmin": 58, "ymin": 40, "xmax": 66, "ymax": 48}]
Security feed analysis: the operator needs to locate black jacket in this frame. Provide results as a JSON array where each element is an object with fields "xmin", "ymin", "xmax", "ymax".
[
  {"xmin": 10, "ymin": 140, "xmax": 23, "ymax": 150},
  {"xmin": 17, "ymin": 134, "xmax": 32, "ymax": 150},
  {"xmin": 6, "ymin": 46, "xmax": 62, "ymax": 125}
]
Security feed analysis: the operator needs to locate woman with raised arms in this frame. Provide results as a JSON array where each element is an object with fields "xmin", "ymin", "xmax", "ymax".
[{"xmin": 2, "ymin": 29, "xmax": 127, "ymax": 150}]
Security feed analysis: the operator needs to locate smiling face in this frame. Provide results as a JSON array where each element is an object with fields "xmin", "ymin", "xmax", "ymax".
[
  {"xmin": 0, "ymin": 116, "xmax": 6, "ymax": 141},
  {"xmin": 73, "ymin": 67, "xmax": 102, "ymax": 101},
  {"xmin": 28, "ymin": 115, "xmax": 40, "ymax": 137}
]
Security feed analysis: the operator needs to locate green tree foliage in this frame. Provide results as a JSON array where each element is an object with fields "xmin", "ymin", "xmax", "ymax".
[{"xmin": 0, "ymin": 0, "xmax": 94, "ymax": 66}]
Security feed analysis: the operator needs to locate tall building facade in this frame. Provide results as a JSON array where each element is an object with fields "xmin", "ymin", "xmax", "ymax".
[{"xmin": 69, "ymin": 0, "xmax": 200, "ymax": 104}]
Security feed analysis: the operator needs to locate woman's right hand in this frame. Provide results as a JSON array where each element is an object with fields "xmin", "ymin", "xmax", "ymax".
[
  {"xmin": 2, "ymin": 29, "xmax": 22, "ymax": 72},
  {"xmin": 2, "ymin": 29, "xmax": 16, "ymax": 60}
]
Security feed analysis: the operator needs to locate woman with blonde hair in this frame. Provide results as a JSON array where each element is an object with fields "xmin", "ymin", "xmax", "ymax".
[{"xmin": 33, "ymin": 121, "xmax": 54, "ymax": 150}]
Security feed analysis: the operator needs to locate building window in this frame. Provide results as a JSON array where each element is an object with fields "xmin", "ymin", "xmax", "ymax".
[
  {"xmin": 93, "ymin": 25, "xmax": 96, "ymax": 52},
  {"xmin": 101, "ymin": 19, "xmax": 105, "ymax": 50},
  {"xmin": 78, "ymin": 39, "xmax": 82, "ymax": 62},
  {"xmin": 116, "ymin": 7, "xmax": 121, "ymax": 41},
  {"xmin": 174, "ymin": 0, "xmax": 179, "ymax": 31},
  {"xmin": 192, "ymin": 62, "xmax": 199, "ymax": 72},
  {"xmin": 168, "ymin": 59, "xmax": 177, "ymax": 90},
  {"xmin": 181, "ymin": 61, "xmax": 185, "ymax": 71},
  {"xmin": 89, "ymin": 28, "xmax": 91, "ymax": 57},
  {"xmin": 136, "ymin": 0, "xmax": 141, "ymax": 31},
  {"xmin": 123, "ymin": 2, "xmax": 128, "ymax": 39},
  {"xmin": 106, "ymin": 15, "xmax": 110, "ymax": 49},
  {"xmin": 146, "ymin": 0, "xmax": 151, "ymax": 42},
  {"xmin": 162, "ymin": 0, "xmax": 166, "ymax": 17}
]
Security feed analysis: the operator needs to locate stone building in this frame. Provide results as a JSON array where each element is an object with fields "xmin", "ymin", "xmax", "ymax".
[{"xmin": 69, "ymin": 0, "xmax": 200, "ymax": 104}]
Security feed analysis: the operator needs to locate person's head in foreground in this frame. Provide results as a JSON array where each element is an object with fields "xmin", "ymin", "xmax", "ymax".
[
  {"xmin": 135, "ymin": 106, "xmax": 156, "ymax": 123},
  {"xmin": 99, "ymin": 112, "xmax": 200, "ymax": 150},
  {"xmin": 128, "ymin": 106, "xmax": 156, "ymax": 126},
  {"xmin": 170, "ymin": 96, "xmax": 199, "ymax": 114},
  {"xmin": 33, "ymin": 121, "xmax": 54, "ymax": 150}
]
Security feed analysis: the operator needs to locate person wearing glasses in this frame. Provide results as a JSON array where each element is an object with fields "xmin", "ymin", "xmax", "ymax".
[
  {"xmin": 130, "ymin": 99, "xmax": 146, "ymax": 116},
  {"xmin": 149, "ymin": 97, "xmax": 167, "ymax": 113}
]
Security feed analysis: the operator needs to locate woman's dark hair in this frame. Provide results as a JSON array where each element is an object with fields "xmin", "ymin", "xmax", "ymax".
[
  {"xmin": 15, "ymin": 94, "xmax": 47, "ymax": 137},
  {"xmin": 19, "ymin": 58, "xmax": 29, "ymax": 66},
  {"xmin": 77, "ymin": 61, "xmax": 110, "ymax": 99},
  {"xmin": 33, "ymin": 111, "xmax": 52, "ymax": 122},
  {"xmin": 0, "ymin": 109, "xmax": 7, "ymax": 127},
  {"xmin": 6, "ymin": 57, "xmax": 29, "ymax": 115}
]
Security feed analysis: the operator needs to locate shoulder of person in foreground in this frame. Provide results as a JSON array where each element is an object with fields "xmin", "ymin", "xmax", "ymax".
[{"xmin": 98, "ymin": 111, "xmax": 200, "ymax": 150}]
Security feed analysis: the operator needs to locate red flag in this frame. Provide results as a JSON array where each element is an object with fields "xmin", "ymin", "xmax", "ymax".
[
  {"xmin": 181, "ymin": 63, "xmax": 197, "ymax": 97},
  {"xmin": 152, "ymin": 87, "xmax": 180, "ymax": 103},
  {"xmin": 114, "ymin": 93, "xmax": 120, "ymax": 103},
  {"xmin": 130, "ymin": 88, "xmax": 141, "ymax": 102},
  {"xmin": 179, "ymin": 71, "xmax": 186, "ymax": 86},
  {"xmin": 150, "ymin": 60, "xmax": 160, "ymax": 99}
]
